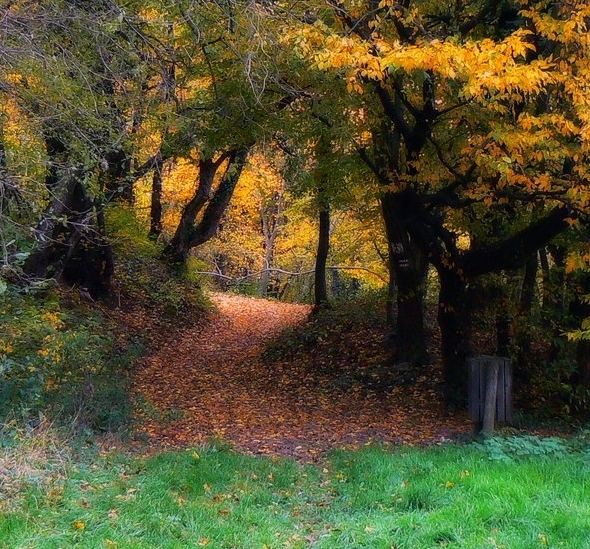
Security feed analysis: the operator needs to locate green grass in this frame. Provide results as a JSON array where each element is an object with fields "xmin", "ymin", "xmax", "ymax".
[{"xmin": 1, "ymin": 433, "xmax": 590, "ymax": 549}]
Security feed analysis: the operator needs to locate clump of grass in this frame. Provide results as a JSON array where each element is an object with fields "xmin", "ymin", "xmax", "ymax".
[
  {"xmin": 1, "ymin": 437, "xmax": 589, "ymax": 548},
  {"xmin": 0, "ymin": 418, "xmax": 73, "ymax": 513}
]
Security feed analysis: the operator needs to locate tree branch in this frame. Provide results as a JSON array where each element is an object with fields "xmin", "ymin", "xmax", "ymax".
[
  {"xmin": 464, "ymin": 205, "xmax": 572, "ymax": 276},
  {"xmin": 195, "ymin": 265, "xmax": 388, "ymax": 284}
]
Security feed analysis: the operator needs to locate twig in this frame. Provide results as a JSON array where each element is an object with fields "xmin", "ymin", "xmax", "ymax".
[{"xmin": 194, "ymin": 265, "xmax": 387, "ymax": 284}]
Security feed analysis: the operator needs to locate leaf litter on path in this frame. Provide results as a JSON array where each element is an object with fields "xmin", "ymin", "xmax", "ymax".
[{"xmin": 131, "ymin": 292, "xmax": 472, "ymax": 461}]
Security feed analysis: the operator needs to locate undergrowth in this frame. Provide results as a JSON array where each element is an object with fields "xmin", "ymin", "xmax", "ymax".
[
  {"xmin": 261, "ymin": 294, "xmax": 428, "ymax": 393},
  {"xmin": 0, "ymin": 204, "xmax": 208, "ymax": 435},
  {"xmin": 262, "ymin": 294, "xmax": 386, "ymax": 363},
  {"xmin": 107, "ymin": 205, "xmax": 209, "ymax": 318},
  {"xmin": 0, "ymin": 286, "xmax": 137, "ymax": 434},
  {"xmin": 473, "ymin": 432, "xmax": 590, "ymax": 462}
]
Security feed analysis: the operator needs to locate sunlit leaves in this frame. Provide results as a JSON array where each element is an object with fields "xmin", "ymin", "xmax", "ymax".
[
  {"xmin": 520, "ymin": 2, "xmax": 590, "ymax": 47},
  {"xmin": 293, "ymin": 22, "xmax": 555, "ymax": 106},
  {"xmin": 289, "ymin": 1, "xmax": 590, "ymax": 190}
]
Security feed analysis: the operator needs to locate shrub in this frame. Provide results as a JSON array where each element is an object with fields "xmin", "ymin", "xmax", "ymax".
[
  {"xmin": 473, "ymin": 435, "xmax": 572, "ymax": 463},
  {"xmin": 0, "ymin": 289, "xmax": 135, "ymax": 433}
]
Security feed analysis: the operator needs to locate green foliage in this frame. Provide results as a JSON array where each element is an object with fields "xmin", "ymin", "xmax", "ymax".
[
  {"xmin": 473, "ymin": 435, "xmax": 571, "ymax": 463},
  {"xmin": 117, "ymin": 256, "xmax": 208, "ymax": 316},
  {"xmin": 106, "ymin": 204, "xmax": 209, "ymax": 316},
  {"xmin": 106, "ymin": 204, "xmax": 160, "ymax": 259},
  {"xmin": 514, "ymin": 328, "xmax": 586, "ymax": 420},
  {"xmin": 0, "ymin": 290, "xmax": 134, "ymax": 433},
  {"xmin": 2, "ymin": 440, "xmax": 590, "ymax": 548}
]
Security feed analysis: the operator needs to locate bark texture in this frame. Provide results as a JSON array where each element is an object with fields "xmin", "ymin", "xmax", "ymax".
[{"xmin": 163, "ymin": 145, "xmax": 252, "ymax": 270}]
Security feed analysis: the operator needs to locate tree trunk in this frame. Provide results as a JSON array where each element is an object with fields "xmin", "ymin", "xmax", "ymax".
[
  {"xmin": 312, "ymin": 132, "xmax": 332, "ymax": 309},
  {"xmin": 23, "ymin": 170, "xmax": 113, "ymax": 298},
  {"xmin": 149, "ymin": 153, "xmax": 165, "ymax": 239},
  {"xmin": 163, "ymin": 145, "xmax": 251, "ymax": 271},
  {"xmin": 260, "ymin": 190, "xmax": 283, "ymax": 297},
  {"xmin": 370, "ymin": 112, "xmax": 429, "ymax": 365},
  {"xmin": 437, "ymin": 266, "xmax": 472, "ymax": 406},
  {"xmin": 381, "ymin": 191, "xmax": 428, "ymax": 365},
  {"xmin": 44, "ymin": 135, "xmax": 67, "ymax": 190},
  {"xmin": 521, "ymin": 252, "xmax": 538, "ymax": 313},
  {"xmin": 22, "ymin": 132, "xmax": 114, "ymax": 297},
  {"xmin": 385, "ymin": 253, "xmax": 397, "ymax": 327},
  {"xmin": 259, "ymin": 242, "xmax": 274, "ymax": 298},
  {"xmin": 576, "ymin": 340, "xmax": 590, "ymax": 392},
  {"xmin": 0, "ymin": 136, "xmax": 10, "ymax": 216},
  {"xmin": 188, "ymin": 146, "xmax": 251, "ymax": 247},
  {"xmin": 496, "ymin": 312, "xmax": 511, "ymax": 357},
  {"xmin": 514, "ymin": 253, "xmax": 539, "ymax": 381},
  {"xmin": 539, "ymin": 247, "xmax": 552, "ymax": 312},
  {"xmin": 314, "ymin": 205, "xmax": 330, "ymax": 308},
  {"xmin": 99, "ymin": 147, "xmax": 133, "ymax": 203},
  {"xmin": 569, "ymin": 274, "xmax": 590, "ymax": 397},
  {"xmin": 163, "ymin": 155, "xmax": 227, "ymax": 268}
]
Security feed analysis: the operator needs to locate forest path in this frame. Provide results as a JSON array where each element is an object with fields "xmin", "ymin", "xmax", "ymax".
[{"xmin": 132, "ymin": 292, "xmax": 471, "ymax": 461}]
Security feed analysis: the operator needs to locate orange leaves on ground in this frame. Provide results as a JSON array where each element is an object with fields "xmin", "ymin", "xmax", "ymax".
[{"xmin": 131, "ymin": 292, "xmax": 471, "ymax": 460}]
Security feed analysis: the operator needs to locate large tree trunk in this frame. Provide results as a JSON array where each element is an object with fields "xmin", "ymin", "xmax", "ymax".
[
  {"xmin": 381, "ymin": 191, "xmax": 428, "ymax": 365},
  {"xmin": 23, "ymin": 170, "xmax": 113, "ymax": 298},
  {"xmin": 369, "ymin": 104, "xmax": 430, "ymax": 366},
  {"xmin": 22, "ymin": 131, "xmax": 114, "ymax": 297},
  {"xmin": 188, "ymin": 147, "xmax": 250, "ymax": 247}
]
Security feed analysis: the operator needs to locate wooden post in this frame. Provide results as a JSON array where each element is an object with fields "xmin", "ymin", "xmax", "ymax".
[
  {"xmin": 482, "ymin": 360, "xmax": 500, "ymax": 435},
  {"xmin": 469, "ymin": 356, "xmax": 513, "ymax": 433}
]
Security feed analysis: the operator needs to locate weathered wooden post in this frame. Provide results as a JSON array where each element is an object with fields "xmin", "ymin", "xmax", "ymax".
[
  {"xmin": 468, "ymin": 356, "xmax": 513, "ymax": 434},
  {"xmin": 482, "ymin": 360, "xmax": 500, "ymax": 434}
]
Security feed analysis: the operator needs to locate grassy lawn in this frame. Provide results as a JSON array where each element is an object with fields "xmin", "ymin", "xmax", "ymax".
[{"xmin": 1, "ymin": 433, "xmax": 589, "ymax": 549}]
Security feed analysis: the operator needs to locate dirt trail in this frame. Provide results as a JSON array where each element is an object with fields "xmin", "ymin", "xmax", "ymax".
[{"xmin": 132, "ymin": 292, "xmax": 471, "ymax": 460}]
